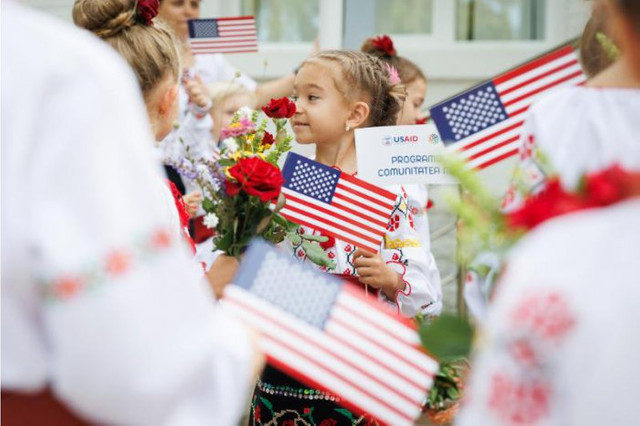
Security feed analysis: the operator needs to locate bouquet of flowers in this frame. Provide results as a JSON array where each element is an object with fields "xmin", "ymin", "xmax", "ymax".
[{"xmin": 169, "ymin": 97, "xmax": 335, "ymax": 267}]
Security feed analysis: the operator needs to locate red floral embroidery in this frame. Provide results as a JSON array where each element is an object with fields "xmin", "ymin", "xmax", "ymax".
[
  {"xmin": 520, "ymin": 134, "xmax": 536, "ymax": 161},
  {"xmin": 253, "ymin": 404, "xmax": 261, "ymax": 422},
  {"xmin": 501, "ymin": 184, "xmax": 516, "ymax": 210},
  {"xmin": 53, "ymin": 276, "xmax": 82, "ymax": 300},
  {"xmin": 151, "ymin": 229, "xmax": 172, "ymax": 249},
  {"xmin": 105, "ymin": 250, "xmax": 131, "ymax": 276},
  {"xmin": 281, "ymin": 420, "xmax": 296, "ymax": 426},
  {"xmin": 297, "ymin": 249, "xmax": 305, "ymax": 258},
  {"xmin": 328, "ymin": 252, "xmax": 336, "ymax": 259},
  {"xmin": 344, "ymin": 244, "xmax": 353, "ymax": 252},
  {"xmin": 488, "ymin": 373, "xmax": 551, "ymax": 425},
  {"xmin": 343, "ymin": 268, "xmax": 352, "ymax": 275},
  {"xmin": 391, "ymin": 253, "xmax": 400, "ymax": 262},
  {"xmin": 303, "ymin": 407, "xmax": 311, "ymax": 414},
  {"xmin": 426, "ymin": 199, "xmax": 434, "ymax": 210},
  {"xmin": 387, "ymin": 214, "xmax": 400, "ymax": 232},
  {"xmin": 319, "ymin": 234, "xmax": 336, "ymax": 250},
  {"xmin": 319, "ymin": 419, "xmax": 338, "ymax": 426},
  {"xmin": 44, "ymin": 227, "xmax": 174, "ymax": 302},
  {"xmin": 511, "ymin": 292, "xmax": 575, "ymax": 342},
  {"xmin": 510, "ymin": 340, "xmax": 538, "ymax": 367}
]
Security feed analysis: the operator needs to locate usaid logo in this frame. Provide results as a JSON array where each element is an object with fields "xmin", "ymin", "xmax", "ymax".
[
  {"xmin": 428, "ymin": 133, "xmax": 440, "ymax": 144},
  {"xmin": 382, "ymin": 134, "xmax": 419, "ymax": 146}
]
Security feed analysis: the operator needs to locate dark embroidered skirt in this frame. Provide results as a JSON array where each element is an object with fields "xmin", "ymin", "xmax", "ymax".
[{"xmin": 250, "ymin": 365, "xmax": 380, "ymax": 426}]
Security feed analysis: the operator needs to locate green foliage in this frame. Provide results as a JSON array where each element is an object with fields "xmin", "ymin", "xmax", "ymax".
[{"xmin": 419, "ymin": 314, "xmax": 473, "ymax": 361}]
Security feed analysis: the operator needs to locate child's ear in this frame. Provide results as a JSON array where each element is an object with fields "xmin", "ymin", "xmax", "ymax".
[
  {"xmin": 347, "ymin": 101, "xmax": 370, "ymax": 130},
  {"xmin": 158, "ymin": 84, "xmax": 179, "ymax": 117}
]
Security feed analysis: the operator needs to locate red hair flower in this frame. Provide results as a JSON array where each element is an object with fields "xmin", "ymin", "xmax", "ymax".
[
  {"xmin": 136, "ymin": 0, "xmax": 159, "ymax": 26},
  {"xmin": 372, "ymin": 35, "xmax": 396, "ymax": 57},
  {"xmin": 261, "ymin": 97, "xmax": 296, "ymax": 119}
]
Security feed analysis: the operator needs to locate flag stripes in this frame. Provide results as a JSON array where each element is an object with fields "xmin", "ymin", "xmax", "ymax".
[
  {"xmin": 188, "ymin": 16, "xmax": 258, "ymax": 54},
  {"xmin": 280, "ymin": 153, "xmax": 397, "ymax": 253},
  {"xmin": 433, "ymin": 44, "xmax": 586, "ymax": 170},
  {"xmin": 224, "ymin": 284, "xmax": 437, "ymax": 425}
]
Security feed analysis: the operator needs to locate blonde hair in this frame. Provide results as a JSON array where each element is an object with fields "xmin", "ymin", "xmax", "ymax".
[
  {"xmin": 301, "ymin": 50, "xmax": 407, "ymax": 127},
  {"xmin": 207, "ymin": 81, "xmax": 257, "ymax": 109},
  {"xmin": 73, "ymin": 0, "xmax": 180, "ymax": 98},
  {"xmin": 361, "ymin": 37, "xmax": 426, "ymax": 86}
]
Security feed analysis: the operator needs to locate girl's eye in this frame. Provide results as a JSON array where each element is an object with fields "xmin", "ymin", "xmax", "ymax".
[
  {"xmin": 291, "ymin": 95, "xmax": 298, "ymax": 101},
  {"xmin": 308, "ymin": 95, "xmax": 318, "ymax": 101}
]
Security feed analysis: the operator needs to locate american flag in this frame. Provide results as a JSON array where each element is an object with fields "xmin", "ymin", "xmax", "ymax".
[
  {"xmin": 223, "ymin": 240, "xmax": 439, "ymax": 426},
  {"xmin": 430, "ymin": 44, "xmax": 586, "ymax": 170},
  {"xmin": 280, "ymin": 153, "xmax": 397, "ymax": 253},
  {"xmin": 188, "ymin": 17, "xmax": 258, "ymax": 55}
]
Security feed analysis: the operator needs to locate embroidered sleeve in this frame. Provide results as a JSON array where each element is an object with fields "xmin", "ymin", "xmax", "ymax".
[
  {"xmin": 501, "ymin": 116, "xmax": 555, "ymax": 212},
  {"xmin": 459, "ymin": 288, "xmax": 575, "ymax": 426},
  {"xmin": 379, "ymin": 190, "xmax": 442, "ymax": 317}
]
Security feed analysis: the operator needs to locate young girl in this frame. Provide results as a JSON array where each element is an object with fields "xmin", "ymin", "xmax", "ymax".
[
  {"xmin": 73, "ymin": 0, "xmax": 235, "ymax": 287},
  {"xmin": 362, "ymin": 35, "xmax": 442, "ymax": 316},
  {"xmin": 251, "ymin": 50, "xmax": 440, "ymax": 425},
  {"xmin": 208, "ymin": 81, "xmax": 258, "ymax": 145}
]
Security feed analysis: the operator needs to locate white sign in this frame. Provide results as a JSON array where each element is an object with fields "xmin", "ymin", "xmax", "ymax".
[{"xmin": 355, "ymin": 124, "xmax": 457, "ymax": 186}]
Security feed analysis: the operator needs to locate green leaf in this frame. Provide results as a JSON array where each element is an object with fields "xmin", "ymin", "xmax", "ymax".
[
  {"xmin": 335, "ymin": 408, "xmax": 355, "ymax": 422},
  {"xmin": 419, "ymin": 314, "xmax": 474, "ymax": 360},
  {"xmin": 259, "ymin": 397, "xmax": 274, "ymax": 416},
  {"xmin": 202, "ymin": 197, "xmax": 215, "ymax": 212},
  {"xmin": 217, "ymin": 159, "xmax": 234, "ymax": 167},
  {"xmin": 214, "ymin": 230, "xmax": 234, "ymax": 252}
]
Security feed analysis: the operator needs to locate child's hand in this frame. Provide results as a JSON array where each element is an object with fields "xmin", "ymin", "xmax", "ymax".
[
  {"xmin": 206, "ymin": 254, "xmax": 239, "ymax": 299},
  {"xmin": 183, "ymin": 191, "xmax": 203, "ymax": 215},
  {"xmin": 184, "ymin": 75, "xmax": 211, "ymax": 109},
  {"xmin": 353, "ymin": 248, "xmax": 404, "ymax": 298}
]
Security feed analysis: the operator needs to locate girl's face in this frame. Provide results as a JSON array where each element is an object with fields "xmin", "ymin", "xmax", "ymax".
[
  {"xmin": 291, "ymin": 61, "xmax": 351, "ymax": 145},
  {"xmin": 158, "ymin": 0, "xmax": 201, "ymax": 41},
  {"xmin": 211, "ymin": 93, "xmax": 255, "ymax": 142},
  {"xmin": 397, "ymin": 77, "xmax": 426, "ymax": 125}
]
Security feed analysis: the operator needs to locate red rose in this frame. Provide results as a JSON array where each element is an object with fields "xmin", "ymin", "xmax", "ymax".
[
  {"xmin": 225, "ymin": 157, "xmax": 284, "ymax": 202},
  {"xmin": 136, "ymin": 0, "xmax": 159, "ymax": 26},
  {"xmin": 261, "ymin": 131, "xmax": 275, "ymax": 147},
  {"xmin": 261, "ymin": 97, "xmax": 296, "ymax": 118},
  {"xmin": 371, "ymin": 35, "xmax": 396, "ymax": 57}
]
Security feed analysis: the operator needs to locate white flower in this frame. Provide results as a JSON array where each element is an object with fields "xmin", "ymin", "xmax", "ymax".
[
  {"xmin": 221, "ymin": 138, "xmax": 238, "ymax": 153},
  {"xmin": 237, "ymin": 106, "xmax": 253, "ymax": 118},
  {"xmin": 203, "ymin": 213, "xmax": 219, "ymax": 229}
]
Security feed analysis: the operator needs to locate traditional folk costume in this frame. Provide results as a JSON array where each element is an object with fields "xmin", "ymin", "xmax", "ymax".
[
  {"xmin": 466, "ymin": 86, "xmax": 640, "ymax": 321},
  {"xmin": 250, "ymin": 185, "xmax": 440, "ymax": 425},
  {"xmin": 458, "ymin": 198, "xmax": 640, "ymax": 425},
  {"xmin": 2, "ymin": 4, "xmax": 254, "ymax": 424},
  {"xmin": 502, "ymin": 86, "xmax": 640, "ymax": 211}
]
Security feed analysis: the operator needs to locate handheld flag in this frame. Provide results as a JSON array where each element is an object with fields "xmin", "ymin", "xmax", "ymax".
[
  {"xmin": 430, "ymin": 43, "xmax": 586, "ymax": 170},
  {"xmin": 188, "ymin": 17, "xmax": 258, "ymax": 55},
  {"xmin": 223, "ymin": 240, "xmax": 439, "ymax": 426},
  {"xmin": 279, "ymin": 153, "xmax": 397, "ymax": 253}
]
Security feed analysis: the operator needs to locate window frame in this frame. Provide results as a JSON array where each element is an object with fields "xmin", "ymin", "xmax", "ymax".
[{"xmin": 217, "ymin": 0, "xmax": 584, "ymax": 81}]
